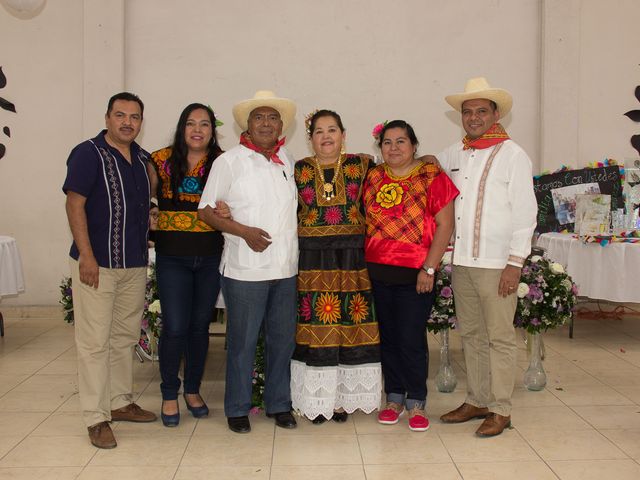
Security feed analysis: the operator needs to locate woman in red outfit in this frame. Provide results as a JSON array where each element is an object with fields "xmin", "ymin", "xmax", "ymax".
[{"xmin": 363, "ymin": 120, "xmax": 458, "ymax": 431}]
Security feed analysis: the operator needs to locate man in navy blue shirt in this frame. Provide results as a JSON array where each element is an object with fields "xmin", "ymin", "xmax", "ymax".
[{"xmin": 63, "ymin": 92, "xmax": 157, "ymax": 449}]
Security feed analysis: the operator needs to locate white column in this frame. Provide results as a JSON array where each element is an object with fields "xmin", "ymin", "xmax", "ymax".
[{"xmin": 540, "ymin": 0, "xmax": 581, "ymax": 171}]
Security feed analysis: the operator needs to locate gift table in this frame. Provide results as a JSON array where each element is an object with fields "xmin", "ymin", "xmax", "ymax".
[
  {"xmin": 536, "ymin": 232, "xmax": 640, "ymax": 303},
  {"xmin": 0, "ymin": 236, "xmax": 25, "ymax": 336}
]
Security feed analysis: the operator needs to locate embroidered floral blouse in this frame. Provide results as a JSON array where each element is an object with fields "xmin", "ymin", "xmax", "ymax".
[
  {"xmin": 149, "ymin": 147, "xmax": 223, "ymax": 256},
  {"xmin": 363, "ymin": 162, "xmax": 459, "ymax": 269}
]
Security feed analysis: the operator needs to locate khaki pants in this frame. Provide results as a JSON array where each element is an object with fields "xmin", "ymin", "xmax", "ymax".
[
  {"xmin": 452, "ymin": 265, "xmax": 517, "ymax": 417},
  {"xmin": 70, "ymin": 258, "xmax": 146, "ymax": 427}
]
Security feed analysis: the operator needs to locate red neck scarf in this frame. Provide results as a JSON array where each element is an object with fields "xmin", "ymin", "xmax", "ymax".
[
  {"xmin": 462, "ymin": 123, "xmax": 510, "ymax": 150},
  {"xmin": 240, "ymin": 131, "xmax": 286, "ymax": 165}
]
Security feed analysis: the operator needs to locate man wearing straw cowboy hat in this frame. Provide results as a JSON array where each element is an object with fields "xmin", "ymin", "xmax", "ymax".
[
  {"xmin": 198, "ymin": 90, "xmax": 298, "ymax": 433},
  {"xmin": 437, "ymin": 77, "xmax": 537, "ymax": 437}
]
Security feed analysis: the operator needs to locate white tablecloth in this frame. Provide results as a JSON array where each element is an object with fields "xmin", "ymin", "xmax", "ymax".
[
  {"xmin": 0, "ymin": 236, "xmax": 25, "ymax": 297},
  {"xmin": 537, "ymin": 232, "xmax": 640, "ymax": 303}
]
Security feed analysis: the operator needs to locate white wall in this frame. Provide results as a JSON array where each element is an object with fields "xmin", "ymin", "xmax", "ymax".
[
  {"xmin": 127, "ymin": 0, "xmax": 541, "ymax": 165},
  {"xmin": 1, "ymin": 0, "xmax": 638, "ymax": 306}
]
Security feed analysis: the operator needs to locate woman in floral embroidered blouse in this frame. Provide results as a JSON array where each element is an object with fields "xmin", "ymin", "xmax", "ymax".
[
  {"xmin": 363, "ymin": 120, "xmax": 458, "ymax": 431},
  {"xmin": 147, "ymin": 103, "xmax": 224, "ymax": 427},
  {"xmin": 291, "ymin": 110, "xmax": 382, "ymax": 424}
]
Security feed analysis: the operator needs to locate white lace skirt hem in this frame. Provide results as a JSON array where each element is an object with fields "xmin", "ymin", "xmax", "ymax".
[{"xmin": 291, "ymin": 359, "xmax": 382, "ymax": 420}]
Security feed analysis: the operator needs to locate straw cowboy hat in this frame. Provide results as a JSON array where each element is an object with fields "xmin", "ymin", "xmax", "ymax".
[
  {"xmin": 232, "ymin": 90, "xmax": 296, "ymax": 132},
  {"xmin": 445, "ymin": 77, "xmax": 513, "ymax": 116}
]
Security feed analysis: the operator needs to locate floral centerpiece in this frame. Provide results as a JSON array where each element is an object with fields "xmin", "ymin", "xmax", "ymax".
[
  {"xmin": 142, "ymin": 263, "xmax": 162, "ymax": 338},
  {"xmin": 59, "ymin": 276, "xmax": 74, "ymax": 324},
  {"xmin": 250, "ymin": 335, "xmax": 266, "ymax": 412},
  {"xmin": 427, "ymin": 251, "xmax": 456, "ymax": 333},
  {"xmin": 514, "ymin": 255, "xmax": 578, "ymax": 334}
]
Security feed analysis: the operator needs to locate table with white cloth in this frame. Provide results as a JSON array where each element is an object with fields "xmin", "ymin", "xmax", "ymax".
[
  {"xmin": 0, "ymin": 236, "xmax": 25, "ymax": 336},
  {"xmin": 536, "ymin": 232, "xmax": 640, "ymax": 336}
]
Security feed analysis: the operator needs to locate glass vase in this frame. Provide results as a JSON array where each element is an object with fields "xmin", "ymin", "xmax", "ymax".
[
  {"xmin": 523, "ymin": 332, "xmax": 547, "ymax": 391},
  {"xmin": 435, "ymin": 329, "xmax": 457, "ymax": 393}
]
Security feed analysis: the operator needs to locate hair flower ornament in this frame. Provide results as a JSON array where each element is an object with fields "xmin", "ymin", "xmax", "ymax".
[
  {"xmin": 371, "ymin": 121, "xmax": 388, "ymax": 140},
  {"xmin": 304, "ymin": 109, "xmax": 319, "ymax": 136}
]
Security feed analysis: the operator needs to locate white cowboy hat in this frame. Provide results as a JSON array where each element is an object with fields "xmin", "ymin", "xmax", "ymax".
[
  {"xmin": 232, "ymin": 90, "xmax": 296, "ymax": 132},
  {"xmin": 445, "ymin": 77, "xmax": 513, "ymax": 116}
]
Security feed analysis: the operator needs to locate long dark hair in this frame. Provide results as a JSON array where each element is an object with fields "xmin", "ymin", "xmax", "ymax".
[{"xmin": 168, "ymin": 103, "xmax": 223, "ymax": 200}]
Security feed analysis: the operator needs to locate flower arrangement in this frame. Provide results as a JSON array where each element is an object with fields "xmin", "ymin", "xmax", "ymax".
[
  {"xmin": 514, "ymin": 255, "xmax": 578, "ymax": 334},
  {"xmin": 428, "ymin": 251, "xmax": 457, "ymax": 333},
  {"xmin": 59, "ymin": 276, "xmax": 74, "ymax": 324},
  {"xmin": 250, "ymin": 334, "xmax": 266, "ymax": 412},
  {"xmin": 371, "ymin": 121, "xmax": 388, "ymax": 140},
  {"xmin": 142, "ymin": 263, "xmax": 162, "ymax": 339}
]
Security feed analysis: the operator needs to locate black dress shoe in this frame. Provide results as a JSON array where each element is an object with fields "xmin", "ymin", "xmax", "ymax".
[
  {"xmin": 332, "ymin": 411, "xmax": 348, "ymax": 423},
  {"xmin": 227, "ymin": 416, "xmax": 251, "ymax": 433},
  {"xmin": 267, "ymin": 411, "xmax": 297, "ymax": 429},
  {"xmin": 311, "ymin": 415, "xmax": 328, "ymax": 425}
]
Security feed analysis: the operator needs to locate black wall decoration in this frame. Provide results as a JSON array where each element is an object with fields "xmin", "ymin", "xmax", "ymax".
[
  {"xmin": 0, "ymin": 66, "xmax": 16, "ymax": 160},
  {"xmin": 624, "ymin": 83, "xmax": 640, "ymax": 156}
]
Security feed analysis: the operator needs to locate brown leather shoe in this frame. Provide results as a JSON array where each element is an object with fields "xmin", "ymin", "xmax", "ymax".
[
  {"xmin": 440, "ymin": 403, "xmax": 489, "ymax": 424},
  {"xmin": 475, "ymin": 413, "xmax": 511, "ymax": 437},
  {"xmin": 88, "ymin": 421, "xmax": 117, "ymax": 449},
  {"xmin": 111, "ymin": 403, "xmax": 157, "ymax": 423}
]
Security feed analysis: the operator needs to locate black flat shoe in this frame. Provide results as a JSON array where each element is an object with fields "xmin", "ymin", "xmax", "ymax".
[
  {"xmin": 227, "ymin": 416, "xmax": 251, "ymax": 433},
  {"xmin": 267, "ymin": 411, "xmax": 297, "ymax": 429},
  {"xmin": 161, "ymin": 401, "xmax": 180, "ymax": 427},
  {"xmin": 183, "ymin": 393, "xmax": 209, "ymax": 418},
  {"xmin": 332, "ymin": 411, "xmax": 348, "ymax": 423},
  {"xmin": 311, "ymin": 415, "xmax": 328, "ymax": 424}
]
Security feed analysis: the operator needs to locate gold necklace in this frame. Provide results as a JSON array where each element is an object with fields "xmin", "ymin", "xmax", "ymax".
[{"xmin": 313, "ymin": 153, "xmax": 345, "ymax": 200}]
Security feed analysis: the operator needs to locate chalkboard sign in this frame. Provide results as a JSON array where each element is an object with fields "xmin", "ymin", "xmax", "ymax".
[{"xmin": 533, "ymin": 166, "xmax": 623, "ymax": 233}]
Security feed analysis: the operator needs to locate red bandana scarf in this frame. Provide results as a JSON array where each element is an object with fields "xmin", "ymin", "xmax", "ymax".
[
  {"xmin": 462, "ymin": 123, "xmax": 510, "ymax": 150},
  {"xmin": 240, "ymin": 131, "xmax": 286, "ymax": 165}
]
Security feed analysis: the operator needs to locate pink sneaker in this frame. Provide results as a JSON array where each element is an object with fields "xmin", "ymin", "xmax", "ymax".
[
  {"xmin": 377, "ymin": 402, "xmax": 404, "ymax": 425},
  {"xmin": 408, "ymin": 406, "xmax": 430, "ymax": 431}
]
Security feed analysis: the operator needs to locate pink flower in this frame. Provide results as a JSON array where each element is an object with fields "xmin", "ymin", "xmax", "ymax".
[
  {"xmin": 324, "ymin": 206, "xmax": 343, "ymax": 225},
  {"xmin": 300, "ymin": 185, "xmax": 315, "ymax": 205},
  {"xmin": 299, "ymin": 294, "xmax": 312, "ymax": 322},
  {"xmin": 346, "ymin": 182, "xmax": 360, "ymax": 202},
  {"xmin": 371, "ymin": 122, "xmax": 387, "ymax": 139},
  {"xmin": 249, "ymin": 406, "xmax": 262, "ymax": 415},
  {"xmin": 440, "ymin": 286, "xmax": 453, "ymax": 298}
]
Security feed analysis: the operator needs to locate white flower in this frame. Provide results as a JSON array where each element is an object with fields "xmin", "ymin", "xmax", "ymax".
[
  {"xmin": 562, "ymin": 279, "xmax": 572, "ymax": 290},
  {"xmin": 441, "ymin": 251, "xmax": 453, "ymax": 265},
  {"xmin": 148, "ymin": 299, "xmax": 162, "ymax": 314},
  {"xmin": 517, "ymin": 282, "xmax": 530, "ymax": 298},
  {"xmin": 530, "ymin": 255, "xmax": 542, "ymax": 263},
  {"xmin": 550, "ymin": 262, "xmax": 564, "ymax": 274}
]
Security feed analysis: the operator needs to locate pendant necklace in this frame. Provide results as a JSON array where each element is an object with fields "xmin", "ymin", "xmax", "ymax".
[{"xmin": 314, "ymin": 153, "xmax": 344, "ymax": 200}]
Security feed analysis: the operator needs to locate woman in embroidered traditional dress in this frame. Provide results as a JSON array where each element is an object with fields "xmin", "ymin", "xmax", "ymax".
[
  {"xmin": 363, "ymin": 120, "xmax": 458, "ymax": 431},
  {"xmin": 291, "ymin": 110, "xmax": 382, "ymax": 424},
  {"xmin": 148, "ymin": 103, "xmax": 225, "ymax": 427}
]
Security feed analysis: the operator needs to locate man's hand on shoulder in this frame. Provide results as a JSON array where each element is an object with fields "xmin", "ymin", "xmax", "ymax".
[
  {"xmin": 241, "ymin": 226, "xmax": 272, "ymax": 252},
  {"xmin": 417, "ymin": 154, "xmax": 441, "ymax": 167},
  {"xmin": 79, "ymin": 253, "xmax": 99, "ymax": 288}
]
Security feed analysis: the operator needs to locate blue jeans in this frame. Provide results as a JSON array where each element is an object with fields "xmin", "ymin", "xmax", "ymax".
[
  {"xmin": 156, "ymin": 254, "xmax": 221, "ymax": 400},
  {"xmin": 371, "ymin": 279, "xmax": 435, "ymax": 408},
  {"xmin": 221, "ymin": 275, "xmax": 296, "ymax": 417}
]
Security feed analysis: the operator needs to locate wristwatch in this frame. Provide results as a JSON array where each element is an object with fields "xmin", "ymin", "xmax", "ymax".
[{"xmin": 421, "ymin": 266, "xmax": 435, "ymax": 275}]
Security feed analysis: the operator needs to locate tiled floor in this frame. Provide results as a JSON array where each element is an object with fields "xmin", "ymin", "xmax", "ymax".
[{"xmin": 0, "ymin": 304, "xmax": 639, "ymax": 479}]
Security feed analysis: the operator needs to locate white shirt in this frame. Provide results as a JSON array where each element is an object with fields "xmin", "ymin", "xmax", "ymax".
[
  {"xmin": 437, "ymin": 139, "xmax": 537, "ymax": 269},
  {"xmin": 198, "ymin": 144, "xmax": 298, "ymax": 281}
]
